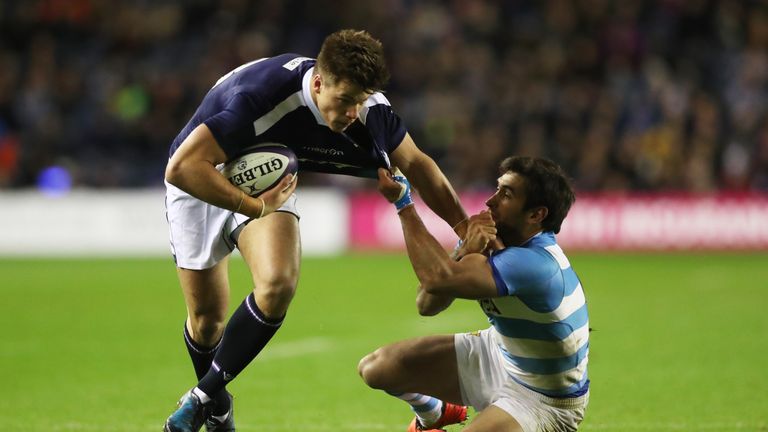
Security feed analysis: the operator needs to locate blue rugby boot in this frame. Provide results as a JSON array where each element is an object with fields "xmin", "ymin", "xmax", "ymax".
[
  {"xmin": 164, "ymin": 390, "xmax": 207, "ymax": 432},
  {"xmin": 205, "ymin": 391, "xmax": 235, "ymax": 432}
]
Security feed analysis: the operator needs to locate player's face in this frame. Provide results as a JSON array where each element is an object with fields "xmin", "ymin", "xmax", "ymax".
[
  {"xmin": 313, "ymin": 75, "xmax": 371, "ymax": 132},
  {"xmin": 485, "ymin": 172, "xmax": 537, "ymax": 244}
]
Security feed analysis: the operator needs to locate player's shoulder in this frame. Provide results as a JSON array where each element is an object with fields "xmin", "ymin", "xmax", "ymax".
[
  {"xmin": 224, "ymin": 54, "xmax": 313, "ymax": 101},
  {"xmin": 494, "ymin": 239, "xmax": 563, "ymax": 271},
  {"xmin": 237, "ymin": 54, "xmax": 314, "ymax": 80},
  {"xmin": 276, "ymin": 53, "xmax": 316, "ymax": 72},
  {"xmin": 364, "ymin": 92, "xmax": 392, "ymax": 107},
  {"xmin": 359, "ymin": 92, "xmax": 396, "ymax": 124},
  {"xmin": 493, "ymin": 245, "xmax": 543, "ymax": 265}
]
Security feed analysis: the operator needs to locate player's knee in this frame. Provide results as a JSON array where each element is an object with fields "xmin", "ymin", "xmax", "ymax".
[
  {"xmin": 357, "ymin": 351, "xmax": 378, "ymax": 387},
  {"xmin": 253, "ymin": 273, "xmax": 298, "ymax": 315},
  {"xmin": 187, "ymin": 315, "xmax": 226, "ymax": 346},
  {"xmin": 358, "ymin": 348, "xmax": 390, "ymax": 390}
]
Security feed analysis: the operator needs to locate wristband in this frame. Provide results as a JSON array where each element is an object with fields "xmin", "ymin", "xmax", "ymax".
[
  {"xmin": 392, "ymin": 171, "xmax": 414, "ymax": 211},
  {"xmin": 450, "ymin": 239, "xmax": 464, "ymax": 261}
]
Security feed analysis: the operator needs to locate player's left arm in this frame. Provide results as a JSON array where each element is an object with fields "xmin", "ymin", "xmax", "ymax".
[
  {"xmin": 390, "ymin": 133, "xmax": 468, "ymax": 238},
  {"xmin": 378, "ymin": 169, "xmax": 498, "ymax": 300}
]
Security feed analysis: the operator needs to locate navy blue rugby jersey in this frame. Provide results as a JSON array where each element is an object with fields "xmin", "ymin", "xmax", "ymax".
[{"xmin": 169, "ymin": 54, "xmax": 406, "ymax": 178}]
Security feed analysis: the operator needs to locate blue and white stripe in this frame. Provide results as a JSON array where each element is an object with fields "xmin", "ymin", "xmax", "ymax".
[{"xmin": 486, "ymin": 233, "xmax": 589, "ymax": 397}]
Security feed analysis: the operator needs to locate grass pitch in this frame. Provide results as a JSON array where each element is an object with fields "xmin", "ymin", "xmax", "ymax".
[{"xmin": 1, "ymin": 253, "xmax": 766, "ymax": 431}]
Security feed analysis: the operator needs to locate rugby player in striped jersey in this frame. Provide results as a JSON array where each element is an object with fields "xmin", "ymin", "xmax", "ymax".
[{"xmin": 360, "ymin": 156, "xmax": 589, "ymax": 432}]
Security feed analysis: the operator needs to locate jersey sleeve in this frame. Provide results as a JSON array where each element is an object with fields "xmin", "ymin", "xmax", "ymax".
[
  {"xmin": 203, "ymin": 93, "xmax": 265, "ymax": 159},
  {"xmin": 360, "ymin": 95, "xmax": 407, "ymax": 154},
  {"xmin": 488, "ymin": 248, "xmax": 559, "ymax": 297}
]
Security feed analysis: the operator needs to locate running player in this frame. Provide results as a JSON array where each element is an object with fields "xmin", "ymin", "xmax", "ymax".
[{"xmin": 163, "ymin": 29, "xmax": 467, "ymax": 431}]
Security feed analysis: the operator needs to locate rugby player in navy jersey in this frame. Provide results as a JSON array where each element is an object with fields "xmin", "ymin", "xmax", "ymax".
[
  {"xmin": 162, "ymin": 30, "xmax": 468, "ymax": 432},
  {"xmin": 359, "ymin": 157, "xmax": 589, "ymax": 432}
]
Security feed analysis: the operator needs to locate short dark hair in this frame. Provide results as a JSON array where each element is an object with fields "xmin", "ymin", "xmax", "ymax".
[
  {"xmin": 500, "ymin": 156, "xmax": 575, "ymax": 234},
  {"xmin": 316, "ymin": 29, "xmax": 390, "ymax": 93}
]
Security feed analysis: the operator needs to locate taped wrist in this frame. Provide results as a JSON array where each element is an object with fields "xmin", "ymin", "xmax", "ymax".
[
  {"xmin": 450, "ymin": 239, "xmax": 464, "ymax": 261},
  {"xmin": 392, "ymin": 172, "xmax": 414, "ymax": 211}
]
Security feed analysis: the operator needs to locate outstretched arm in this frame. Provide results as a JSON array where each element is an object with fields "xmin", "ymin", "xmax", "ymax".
[
  {"xmin": 377, "ymin": 169, "xmax": 499, "ymax": 308},
  {"xmin": 390, "ymin": 134, "xmax": 468, "ymax": 238},
  {"xmin": 165, "ymin": 123, "xmax": 297, "ymax": 219}
]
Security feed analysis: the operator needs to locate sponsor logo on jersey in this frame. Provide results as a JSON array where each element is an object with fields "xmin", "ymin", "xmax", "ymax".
[
  {"xmin": 283, "ymin": 57, "xmax": 312, "ymax": 71},
  {"xmin": 303, "ymin": 146, "xmax": 344, "ymax": 156}
]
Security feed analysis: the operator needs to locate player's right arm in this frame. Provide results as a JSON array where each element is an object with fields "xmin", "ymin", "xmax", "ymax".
[
  {"xmin": 165, "ymin": 123, "xmax": 296, "ymax": 219},
  {"xmin": 414, "ymin": 211, "xmax": 499, "ymax": 315}
]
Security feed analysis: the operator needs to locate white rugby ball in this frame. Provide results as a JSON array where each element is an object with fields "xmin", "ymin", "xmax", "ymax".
[{"xmin": 221, "ymin": 144, "xmax": 298, "ymax": 196}]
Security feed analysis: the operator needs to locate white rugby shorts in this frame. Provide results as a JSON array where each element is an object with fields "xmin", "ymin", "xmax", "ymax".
[
  {"xmin": 454, "ymin": 328, "xmax": 589, "ymax": 432},
  {"xmin": 165, "ymin": 180, "xmax": 299, "ymax": 269}
]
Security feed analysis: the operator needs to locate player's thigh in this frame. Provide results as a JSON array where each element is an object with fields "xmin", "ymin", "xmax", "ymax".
[
  {"xmin": 237, "ymin": 212, "xmax": 301, "ymax": 292},
  {"xmin": 177, "ymin": 257, "xmax": 231, "ymax": 314},
  {"xmin": 464, "ymin": 405, "xmax": 523, "ymax": 432},
  {"xmin": 372, "ymin": 335, "xmax": 463, "ymax": 403}
]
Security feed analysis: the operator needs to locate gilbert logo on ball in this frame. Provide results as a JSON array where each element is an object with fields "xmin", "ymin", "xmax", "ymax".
[{"xmin": 222, "ymin": 144, "xmax": 298, "ymax": 196}]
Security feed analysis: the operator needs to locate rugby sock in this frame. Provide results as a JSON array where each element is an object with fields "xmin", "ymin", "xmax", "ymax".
[
  {"xmin": 182, "ymin": 325, "xmax": 231, "ymax": 416},
  {"xmin": 389, "ymin": 392, "xmax": 443, "ymax": 427},
  {"xmin": 197, "ymin": 293, "xmax": 283, "ymax": 398},
  {"xmin": 183, "ymin": 323, "xmax": 220, "ymax": 380}
]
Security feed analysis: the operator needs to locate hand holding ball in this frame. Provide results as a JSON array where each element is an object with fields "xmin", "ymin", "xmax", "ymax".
[
  {"xmin": 222, "ymin": 144, "xmax": 298, "ymax": 196},
  {"xmin": 222, "ymin": 144, "xmax": 298, "ymax": 218}
]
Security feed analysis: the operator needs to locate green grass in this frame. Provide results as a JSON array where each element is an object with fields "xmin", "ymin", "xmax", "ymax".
[{"xmin": 1, "ymin": 253, "xmax": 767, "ymax": 431}]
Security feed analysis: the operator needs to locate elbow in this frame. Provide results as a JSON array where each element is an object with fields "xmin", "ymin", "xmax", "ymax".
[
  {"xmin": 413, "ymin": 266, "xmax": 455, "ymax": 315},
  {"xmin": 421, "ymin": 281, "xmax": 441, "ymax": 296},
  {"xmin": 415, "ymin": 292, "xmax": 441, "ymax": 316},
  {"xmin": 420, "ymin": 272, "xmax": 450, "ymax": 296},
  {"xmin": 417, "ymin": 306, "xmax": 439, "ymax": 317},
  {"xmin": 415, "ymin": 280, "xmax": 452, "ymax": 316},
  {"xmin": 164, "ymin": 159, "xmax": 185, "ymax": 187}
]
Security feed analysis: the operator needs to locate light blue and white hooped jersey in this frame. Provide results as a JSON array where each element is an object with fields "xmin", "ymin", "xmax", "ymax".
[{"xmin": 484, "ymin": 231, "xmax": 589, "ymax": 398}]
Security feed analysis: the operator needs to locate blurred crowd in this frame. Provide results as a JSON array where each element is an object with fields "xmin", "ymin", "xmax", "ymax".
[{"xmin": 1, "ymin": 0, "xmax": 767, "ymax": 192}]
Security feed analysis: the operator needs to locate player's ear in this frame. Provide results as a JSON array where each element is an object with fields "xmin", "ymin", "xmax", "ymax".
[
  {"xmin": 529, "ymin": 206, "xmax": 548, "ymax": 225},
  {"xmin": 312, "ymin": 74, "xmax": 322, "ymax": 93}
]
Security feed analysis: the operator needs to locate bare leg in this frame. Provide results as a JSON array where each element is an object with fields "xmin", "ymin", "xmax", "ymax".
[
  {"xmin": 177, "ymin": 257, "xmax": 230, "ymax": 346},
  {"xmin": 360, "ymin": 335, "xmax": 526, "ymax": 431},
  {"xmin": 237, "ymin": 211, "xmax": 301, "ymax": 318},
  {"xmin": 359, "ymin": 335, "xmax": 463, "ymax": 404}
]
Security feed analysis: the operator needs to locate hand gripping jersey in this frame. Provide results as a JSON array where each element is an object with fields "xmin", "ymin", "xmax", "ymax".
[
  {"xmin": 169, "ymin": 54, "xmax": 406, "ymax": 178},
  {"xmin": 483, "ymin": 232, "xmax": 590, "ymax": 398}
]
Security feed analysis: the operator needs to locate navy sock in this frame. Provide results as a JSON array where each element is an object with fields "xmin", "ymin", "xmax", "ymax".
[
  {"xmin": 197, "ymin": 293, "xmax": 283, "ymax": 398},
  {"xmin": 183, "ymin": 324, "xmax": 231, "ymax": 415},
  {"xmin": 183, "ymin": 324, "xmax": 219, "ymax": 380}
]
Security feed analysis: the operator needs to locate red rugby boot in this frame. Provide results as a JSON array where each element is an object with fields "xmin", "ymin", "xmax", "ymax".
[{"xmin": 406, "ymin": 403, "xmax": 468, "ymax": 431}]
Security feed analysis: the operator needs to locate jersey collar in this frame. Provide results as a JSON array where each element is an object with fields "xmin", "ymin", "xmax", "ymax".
[{"xmin": 302, "ymin": 67, "xmax": 327, "ymax": 126}]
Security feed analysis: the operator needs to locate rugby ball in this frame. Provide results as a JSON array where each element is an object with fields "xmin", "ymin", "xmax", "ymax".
[{"xmin": 221, "ymin": 144, "xmax": 298, "ymax": 196}]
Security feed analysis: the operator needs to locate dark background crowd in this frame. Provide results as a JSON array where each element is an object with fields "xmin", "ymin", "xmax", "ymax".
[{"xmin": 1, "ymin": 0, "xmax": 767, "ymax": 192}]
